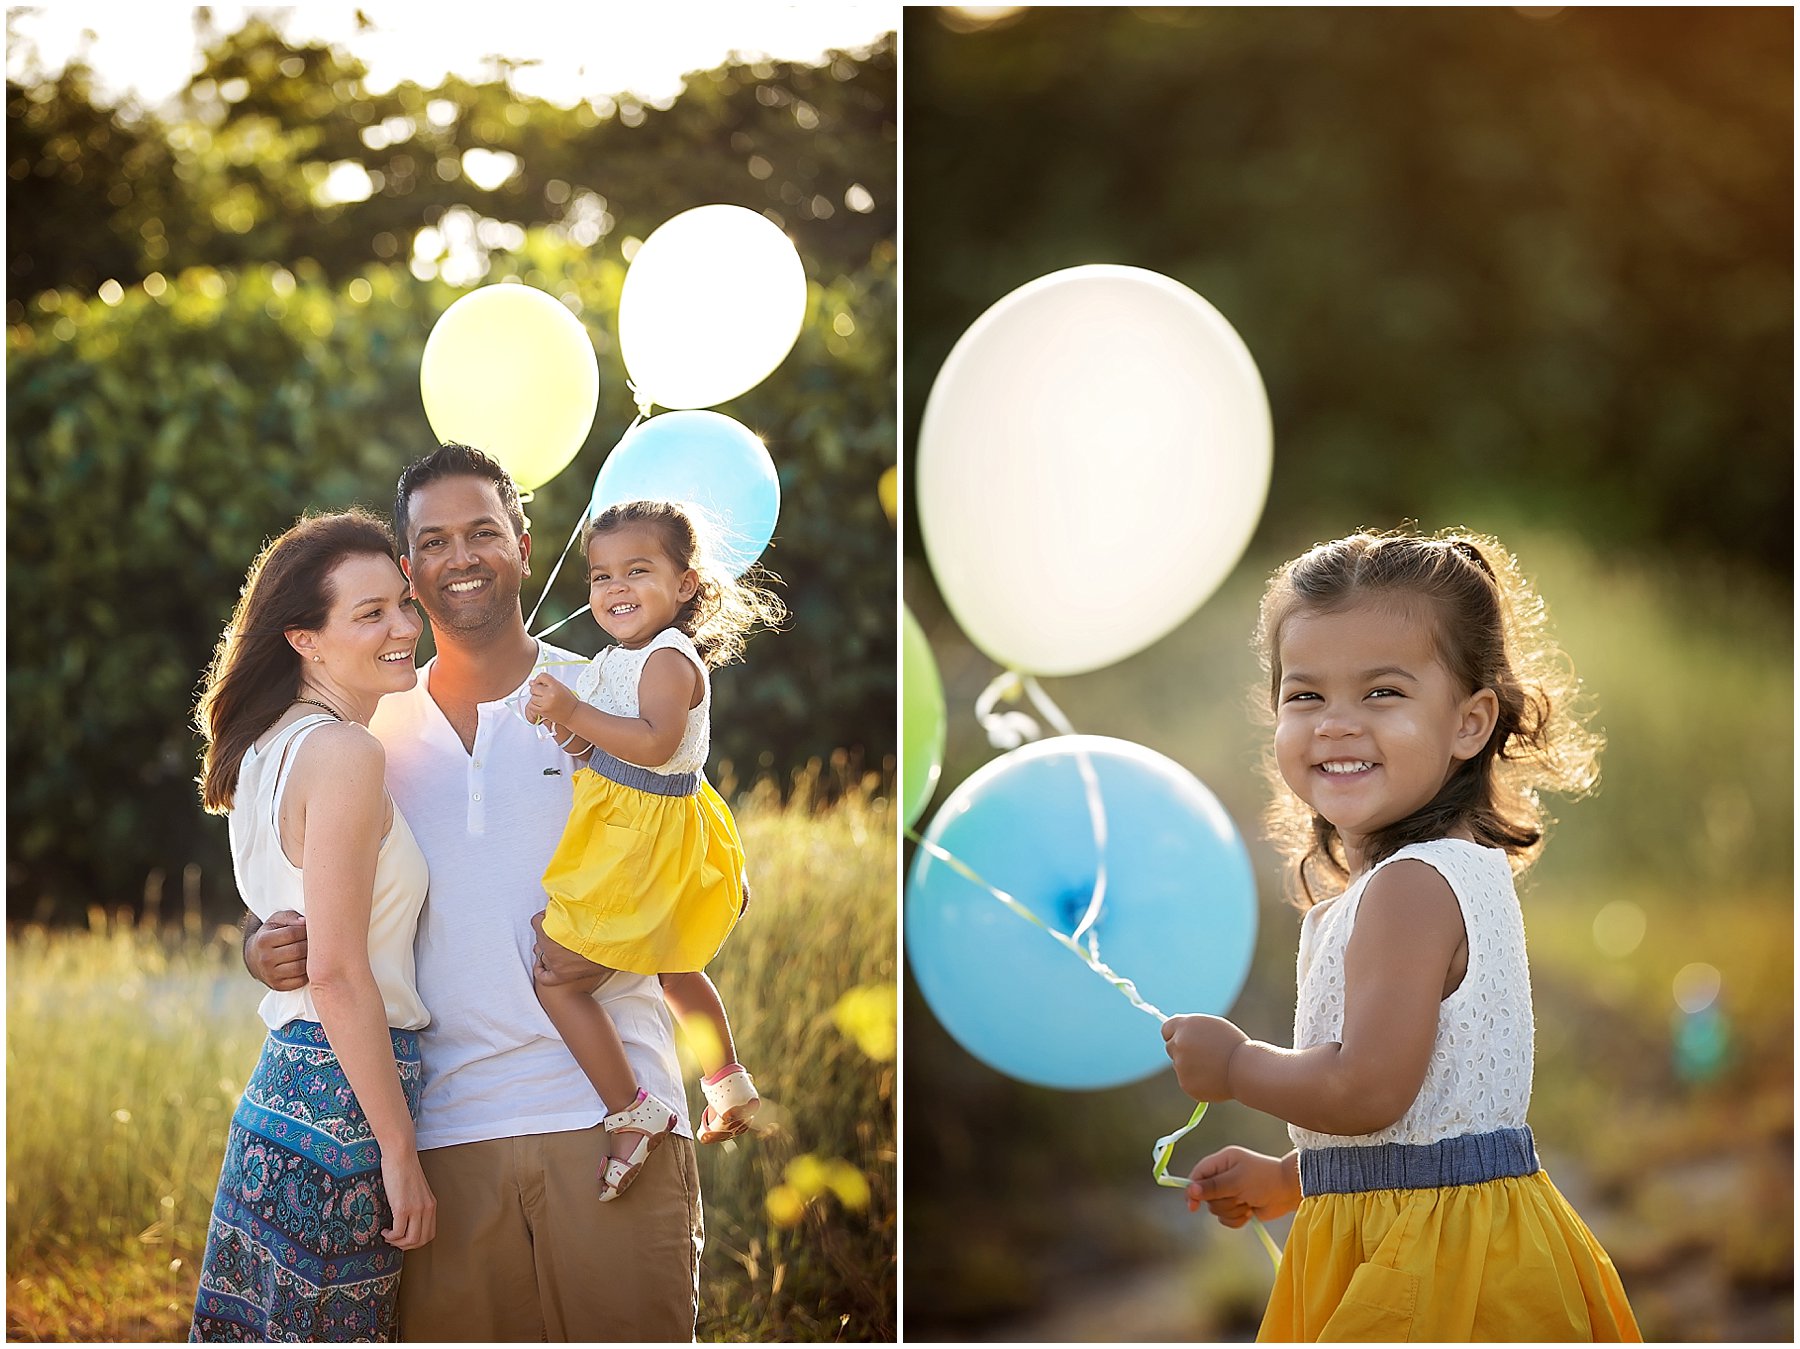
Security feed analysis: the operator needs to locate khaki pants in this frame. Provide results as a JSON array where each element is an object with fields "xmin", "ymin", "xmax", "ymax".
[{"xmin": 397, "ymin": 1126, "xmax": 702, "ymax": 1342}]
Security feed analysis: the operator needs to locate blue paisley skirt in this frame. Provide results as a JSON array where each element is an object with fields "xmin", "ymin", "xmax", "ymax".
[{"xmin": 189, "ymin": 1020, "xmax": 423, "ymax": 1343}]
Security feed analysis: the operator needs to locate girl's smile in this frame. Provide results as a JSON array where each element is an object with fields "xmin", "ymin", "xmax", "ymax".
[
  {"xmin": 1274, "ymin": 600, "xmax": 1497, "ymax": 870},
  {"xmin": 586, "ymin": 523, "xmax": 698, "ymax": 649}
]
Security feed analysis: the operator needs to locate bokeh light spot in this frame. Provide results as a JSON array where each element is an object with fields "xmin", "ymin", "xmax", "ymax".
[
  {"xmin": 318, "ymin": 161, "xmax": 375, "ymax": 206},
  {"xmin": 1591, "ymin": 899, "xmax": 1646, "ymax": 959},
  {"xmin": 461, "ymin": 148, "xmax": 519, "ymax": 192},
  {"xmin": 1672, "ymin": 961, "xmax": 1722, "ymax": 1014},
  {"xmin": 941, "ymin": 6, "xmax": 1028, "ymax": 33}
]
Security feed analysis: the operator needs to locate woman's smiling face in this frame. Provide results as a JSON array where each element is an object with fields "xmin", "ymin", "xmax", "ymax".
[
  {"xmin": 1273, "ymin": 598, "xmax": 1496, "ymax": 868},
  {"xmin": 306, "ymin": 552, "xmax": 422, "ymax": 698}
]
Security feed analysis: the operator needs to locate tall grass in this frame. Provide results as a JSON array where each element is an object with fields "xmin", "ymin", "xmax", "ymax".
[{"xmin": 6, "ymin": 773, "xmax": 897, "ymax": 1342}]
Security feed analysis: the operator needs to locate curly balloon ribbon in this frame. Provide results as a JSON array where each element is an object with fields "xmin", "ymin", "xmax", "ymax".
[
  {"xmin": 1151, "ymin": 1102, "xmax": 1283, "ymax": 1267},
  {"xmin": 972, "ymin": 673, "xmax": 1108, "ymax": 948},
  {"xmin": 906, "ymin": 827, "xmax": 1281, "ymax": 1272}
]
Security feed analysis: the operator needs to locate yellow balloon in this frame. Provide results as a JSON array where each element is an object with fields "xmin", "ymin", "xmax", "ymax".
[
  {"xmin": 420, "ymin": 284, "xmax": 600, "ymax": 491},
  {"xmin": 879, "ymin": 465, "xmax": 898, "ymax": 523}
]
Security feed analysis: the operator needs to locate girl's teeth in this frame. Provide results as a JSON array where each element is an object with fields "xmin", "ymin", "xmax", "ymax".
[{"xmin": 1321, "ymin": 761, "xmax": 1374, "ymax": 774}]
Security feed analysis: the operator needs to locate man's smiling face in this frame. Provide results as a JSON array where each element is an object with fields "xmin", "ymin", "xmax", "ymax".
[{"xmin": 400, "ymin": 474, "xmax": 531, "ymax": 639}]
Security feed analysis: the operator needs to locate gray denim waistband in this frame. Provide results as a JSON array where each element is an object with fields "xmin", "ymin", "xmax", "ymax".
[
  {"xmin": 588, "ymin": 748, "xmax": 699, "ymax": 797},
  {"xmin": 1299, "ymin": 1126, "xmax": 1539, "ymax": 1195}
]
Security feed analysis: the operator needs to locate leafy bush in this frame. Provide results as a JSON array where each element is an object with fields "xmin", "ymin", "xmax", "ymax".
[{"xmin": 7, "ymin": 239, "xmax": 894, "ymax": 922}]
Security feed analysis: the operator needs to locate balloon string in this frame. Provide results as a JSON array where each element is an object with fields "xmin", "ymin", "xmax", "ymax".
[
  {"xmin": 903, "ymin": 824, "xmax": 1281, "ymax": 1274},
  {"xmin": 524, "ymin": 413, "xmax": 645, "ymax": 636},
  {"xmin": 533, "ymin": 604, "xmax": 592, "ymax": 641},
  {"xmin": 906, "ymin": 828, "xmax": 1167, "ymax": 1019},
  {"xmin": 525, "ymin": 510, "xmax": 591, "ymax": 635},
  {"xmin": 1149, "ymin": 1102, "xmax": 1281, "ymax": 1267},
  {"xmin": 1018, "ymin": 676, "xmax": 1108, "ymax": 947},
  {"xmin": 974, "ymin": 671, "xmax": 1041, "ymax": 749},
  {"xmin": 971, "ymin": 672, "xmax": 1110, "ymax": 951}
]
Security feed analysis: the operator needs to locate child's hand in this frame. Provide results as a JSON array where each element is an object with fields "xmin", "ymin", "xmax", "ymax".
[
  {"xmin": 525, "ymin": 672, "xmax": 577, "ymax": 727},
  {"xmin": 1161, "ymin": 1013, "xmax": 1249, "ymax": 1102},
  {"xmin": 1186, "ymin": 1146, "xmax": 1302, "ymax": 1225}
]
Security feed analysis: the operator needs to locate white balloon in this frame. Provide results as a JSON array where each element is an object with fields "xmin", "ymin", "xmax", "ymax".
[
  {"xmin": 917, "ymin": 265, "xmax": 1272, "ymax": 676},
  {"xmin": 618, "ymin": 204, "xmax": 808, "ymax": 411}
]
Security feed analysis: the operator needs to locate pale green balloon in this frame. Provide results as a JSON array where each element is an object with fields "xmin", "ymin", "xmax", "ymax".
[
  {"xmin": 420, "ymin": 283, "xmax": 599, "ymax": 491},
  {"xmin": 902, "ymin": 607, "xmax": 947, "ymax": 828}
]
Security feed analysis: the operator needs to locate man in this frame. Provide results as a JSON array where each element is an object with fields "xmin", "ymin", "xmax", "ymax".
[{"xmin": 245, "ymin": 443, "xmax": 702, "ymax": 1340}]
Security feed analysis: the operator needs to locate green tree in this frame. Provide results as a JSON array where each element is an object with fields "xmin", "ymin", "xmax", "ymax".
[
  {"xmin": 7, "ymin": 20, "xmax": 895, "ymax": 307},
  {"xmin": 902, "ymin": 8, "xmax": 1791, "ymax": 573},
  {"xmin": 7, "ymin": 24, "xmax": 896, "ymax": 924}
]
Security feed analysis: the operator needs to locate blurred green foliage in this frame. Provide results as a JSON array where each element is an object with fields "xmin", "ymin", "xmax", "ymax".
[
  {"xmin": 7, "ymin": 23, "xmax": 895, "ymax": 923},
  {"xmin": 903, "ymin": 7, "xmax": 1791, "ymax": 573},
  {"xmin": 9, "ymin": 17, "xmax": 894, "ymax": 299}
]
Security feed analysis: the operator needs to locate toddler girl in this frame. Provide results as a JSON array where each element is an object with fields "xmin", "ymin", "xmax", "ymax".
[
  {"xmin": 1162, "ymin": 528, "xmax": 1640, "ymax": 1340},
  {"xmin": 524, "ymin": 499, "xmax": 785, "ymax": 1202}
]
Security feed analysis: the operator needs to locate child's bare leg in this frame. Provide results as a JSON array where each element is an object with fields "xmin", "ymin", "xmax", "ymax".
[
  {"xmin": 533, "ymin": 940, "xmax": 641, "ymax": 1152},
  {"xmin": 659, "ymin": 969, "xmax": 737, "ymax": 1076},
  {"xmin": 661, "ymin": 969, "xmax": 759, "ymax": 1142}
]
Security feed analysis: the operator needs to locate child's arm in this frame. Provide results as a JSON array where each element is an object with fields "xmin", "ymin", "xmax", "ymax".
[
  {"xmin": 1163, "ymin": 860, "xmax": 1464, "ymax": 1137},
  {"xmin": 525, "ymin": 650, "xmax": 699, "ymax": 766}
]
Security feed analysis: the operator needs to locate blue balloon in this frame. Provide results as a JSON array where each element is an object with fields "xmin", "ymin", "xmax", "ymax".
[
  {"xmin": 907, "ymin": 735, "xmax": 1257, "ymax": 1090},
  {"xmin": 589, "ymin": 409, "xmax": 780, "ymax": 576}
]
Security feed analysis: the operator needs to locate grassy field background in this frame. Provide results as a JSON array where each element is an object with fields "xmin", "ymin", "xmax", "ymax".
[
  {"xmin": 7, "ymin": 773, "xmax": 897, "ymax": 1342},
  {"xmin": 904, "ymin": 524, "xmax": 1793, "ymax": 1342}
]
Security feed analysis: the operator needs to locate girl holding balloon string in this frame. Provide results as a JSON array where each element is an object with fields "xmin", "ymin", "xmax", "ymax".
[
  {"xmin": 1161, "ymin": 528, "xmax": 1640, "ymax": 1341},
  {"xmin": 523, "ymin": 499, "xmax": 786, "ymax": 1202}
]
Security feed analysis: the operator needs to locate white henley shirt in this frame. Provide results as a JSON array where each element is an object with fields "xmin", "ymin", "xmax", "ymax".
[{"xmin": 370, "ymin": 640, "xmax": 692, "ymax": 1151}]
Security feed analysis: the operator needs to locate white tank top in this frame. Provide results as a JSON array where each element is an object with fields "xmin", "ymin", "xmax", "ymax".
[
  {"xmin": 1288, "ymin": 837, "xmax": 1534, "ymax": 1150},
  {"xmin": 230, "ymin": 714, "xmax": 431, "ymax": 1032}
]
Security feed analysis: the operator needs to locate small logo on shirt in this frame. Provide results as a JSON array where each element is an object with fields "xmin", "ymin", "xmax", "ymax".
[{"xmin": 542, "ymin": 767, "xmax": 563, "ymax": 776}]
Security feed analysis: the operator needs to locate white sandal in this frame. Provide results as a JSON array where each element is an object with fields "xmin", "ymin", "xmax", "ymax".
[
  {"xmin": 598, "ymin": 1088, "xmax": 678, "ymax": 1202},
  {"xmin": 697, "ymin": 1064, "xmax": 761, "ymax": 1144}
]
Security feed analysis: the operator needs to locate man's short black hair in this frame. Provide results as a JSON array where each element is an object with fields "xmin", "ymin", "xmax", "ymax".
[{"xmin": 393, "ymin": 443, "xmax": 528, "ymax": 555}]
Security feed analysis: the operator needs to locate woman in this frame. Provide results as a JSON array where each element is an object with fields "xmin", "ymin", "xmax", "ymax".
[{"xmin": 189, "ymin": 509, "xmax": 435, "ymax": 1342}]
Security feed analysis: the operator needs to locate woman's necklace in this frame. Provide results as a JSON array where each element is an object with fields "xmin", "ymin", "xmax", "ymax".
[{"xmin": 294, "ymin": 695, "xmax": 346, "ymax": 722}]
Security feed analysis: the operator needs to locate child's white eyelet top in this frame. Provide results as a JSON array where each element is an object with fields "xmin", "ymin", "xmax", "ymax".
[
  {"xmin": 573, "ymin": 628, "xmax": 710, "ymax": 775},
  {"xmin": 1288, "ymin": 836, "xmax": 1535, "ymax": 1151}
]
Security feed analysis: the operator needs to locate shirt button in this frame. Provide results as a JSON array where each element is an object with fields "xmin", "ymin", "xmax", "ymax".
[
  {"xmin": 472, "ymin": 792, "xmax": 483, "ymax": 802},
  {"xmin": 473, "ymin": 759, "xmax": 483, "ymax": 769}
]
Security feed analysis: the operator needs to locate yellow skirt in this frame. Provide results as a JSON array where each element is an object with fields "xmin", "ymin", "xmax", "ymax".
[
  {"xmin": 1261, "ymin": 1169, "xmax": 1641, "ymax": 1342},
  {"xmin": 540, "ymin": 765, "xmax": 745, "ymax": 975}
]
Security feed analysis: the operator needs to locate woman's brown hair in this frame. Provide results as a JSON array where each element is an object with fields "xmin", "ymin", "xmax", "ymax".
[
  {"xmin": 1255, "ymin": 527, "xmax": 1602, "ymax": 906},
  {"xmin": 194, "ymin": 509, "xmax": 399, "ymax": 813}
]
